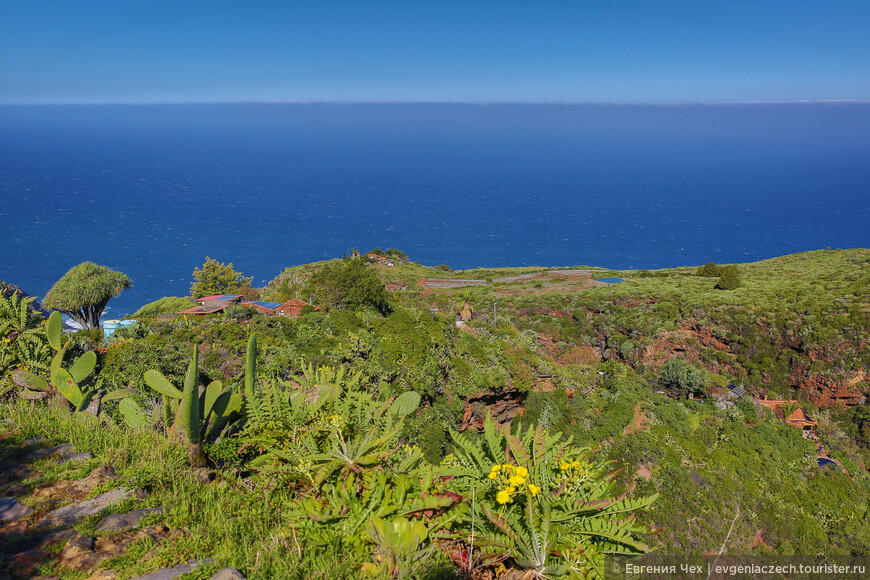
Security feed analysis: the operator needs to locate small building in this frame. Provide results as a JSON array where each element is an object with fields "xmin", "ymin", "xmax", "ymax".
[
  {"xmin": 274, "ymin": 298, "xmax": 321, "ymax": 317},
  {"xmin": 785, "ymin": 408, "xmax": 820, "ymax": 439},
  {"xmin": 178, "ymin": 294, "xmax": 243, "ymax": 316},
  {"xmin": 240, "ymin": 301, "xmax": 281, "ymax": 315},
  {"xmin": 757, "ymin": 399, "xmax": 819, "ymax": 439}
]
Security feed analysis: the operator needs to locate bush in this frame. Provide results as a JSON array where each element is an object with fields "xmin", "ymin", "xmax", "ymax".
[
  {"xmin": 696, "ymin": 262, "xmax": 721, "ymax": 277},
  {"xmin": 658, "ymin": 359, "xmax": 708, "ymax": 396},
  {"xmin": 132, "ymin": 296, "xmax": 195, "ymax": 318},
  {"xmin": 716, "ymin": 265, "xmax": 742, "ymax": 290},
  {"xmin": 305, "ymin": 258, "xmax": 391, "ymax": 314}
]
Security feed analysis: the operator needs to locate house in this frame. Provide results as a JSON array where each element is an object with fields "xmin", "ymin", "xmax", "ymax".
[
  {"xmin": 178, "ymin": 294, "xmax": 243, "ymax": 316},
  {"xmin": 757, "ymin": 399, "xmax": 819, "ymax": 439},
  {"xmin": 274, "ymin": 298, "xmax": 321, "ymax": 317},
  {"xmin": 785, "ymin": 407, "xmax": 820, "ymax": 439},
  {"xmin": 240, "ymin": 301, "xmax": 281, "ymax": 315},
  {"xmin": 366, "ymin": 253, "xmax": 394, "ymax": 266}
]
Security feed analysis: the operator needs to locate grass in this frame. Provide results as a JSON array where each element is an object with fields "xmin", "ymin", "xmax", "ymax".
[{"xmin": 0, "ymin": 400, "xmax": 340, "ymax": 579}]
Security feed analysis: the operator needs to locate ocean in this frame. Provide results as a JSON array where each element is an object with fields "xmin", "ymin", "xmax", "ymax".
[{"xmin": 1, "ymin": 103, "xmax": 868, "ymax": 316}]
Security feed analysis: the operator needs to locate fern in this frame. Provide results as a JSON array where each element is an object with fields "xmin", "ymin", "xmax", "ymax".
[{"xmin": 447, "ymin": 414, "xmax": 656, "ymax": 576}]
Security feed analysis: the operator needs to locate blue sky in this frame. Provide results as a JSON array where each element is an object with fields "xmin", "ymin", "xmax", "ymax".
[{"xmin": 2, "ymin": 0, "xmax": 869, "ymax": 104}]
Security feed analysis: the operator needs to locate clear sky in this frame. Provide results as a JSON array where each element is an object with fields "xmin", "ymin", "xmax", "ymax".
[{"xmin": 2, "ymin": 0, "xmax": 869, "ymax": 104}]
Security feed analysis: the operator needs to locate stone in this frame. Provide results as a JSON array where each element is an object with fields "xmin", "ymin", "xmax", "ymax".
[
  {"xmin": 59, "ymin": 452, "xmax": 95, "ymax": 465},
  {"xmin": 209, "ymin": 568, "xmax": 245, "ymax": 580},
  {"xmin": 95, "ymin": 507, "xmax": 163, "ymax": 533},
  {"xmin": 131, "ymin": 559, "xmax": 214, "ymax": 580},
  {"xmin": 135, "ymin": 525, "xmax": 170, "ymax": 542},
  {"xmin": 35, "ymin": 528, "xmax": 77, "ymax": 548},
  {"xmin": 5, "ymin": 548, "xmax": 52, "ymax": 577},
  {"xmin": 23, "ymin": 435, "xmax": 47, "ymax": 446},
  {"xmin": 0, "ymin": 496, "xmax": 33, "ymax": 522},
  {"xmin": 59, "ymin": 534, "xmax": 96, "ymax": 570},
  {"xmin": 36, "ymin": 487, "xmax": 135, "ymax": 530},
  {"xmin": 31, "ymin": 465, "xmax": 120, "ymax": 500},
  {"xmin": 21, "ymin": 444, "xmax": 74, "ymax": 462}
]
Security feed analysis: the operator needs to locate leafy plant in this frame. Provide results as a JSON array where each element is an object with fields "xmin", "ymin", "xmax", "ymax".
[
  {"xmin": 445, "ymin": 414, "xmax": 657, "ymax": 578},
  {"xmin": 0, "ymin": 290, "xmax": 51, "ymax": 381},
  {"xmin": 141, "ymin": 344, "xmax": 244, "ymax": 466},
  {"xmin": 13, "ymin": 311, "xmax": 103, "ymax": 413}
]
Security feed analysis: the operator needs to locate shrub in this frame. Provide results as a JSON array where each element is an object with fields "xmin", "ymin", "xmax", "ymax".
[
  {"xmin": 696, "ymin": 262, "xmax": 721, "ymax": 277},
  {"xmin": 133, "ymin": 296, "xmax": 195, "ymax": 318},
  {"xmin": 658, "ymin": 359, "xmax": 708, "ymax": 396},
  {"xmin": 716, "ymin": 265, "xmax": 742, "ymax": 290}
]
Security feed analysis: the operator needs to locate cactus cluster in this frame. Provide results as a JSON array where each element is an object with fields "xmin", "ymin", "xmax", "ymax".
[
  {"xmin": 119, "ymin": 334, "xmax": 256, "ymax": 466},
  {"xmin": 15, "ymin": 311, "xmax": 102, "ymax": 413}
]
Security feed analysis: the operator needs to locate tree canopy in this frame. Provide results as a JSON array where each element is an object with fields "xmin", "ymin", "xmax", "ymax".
[
  {"xmin": 305, "ymin": 258, "xmax": 391, "ymax": 314},
  {"xmin": 190, "ymin": 257, "xmax": 253, "ymax": 299},
  {"xmin": 42, "ymin": 262, "xmax": 132, "ymax": 329},
  {"xmin": 658, "ymin": 359, "xmax": 708, "ymax": 397}
]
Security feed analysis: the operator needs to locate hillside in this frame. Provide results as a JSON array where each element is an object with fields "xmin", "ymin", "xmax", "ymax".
[{"xmin": 1, "ymin": 248, "xmax": 868, "ymax": 578}]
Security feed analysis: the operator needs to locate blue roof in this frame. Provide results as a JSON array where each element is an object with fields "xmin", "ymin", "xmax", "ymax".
[
  {"xmin": 249, "ymin": 301, "xmax": 280, "ymax": 309},
  {"xmin": 595, "ymin": 277, "xmax": 625, "ymax": 284}
]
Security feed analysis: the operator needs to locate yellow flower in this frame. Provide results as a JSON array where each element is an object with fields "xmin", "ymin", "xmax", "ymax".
[
  {"xmin": 516, "ymin": 466, "xmax": 528, "ymax": 477},
  {"xmin": 496, "ymin": 489, "xmax": 513, "ymax": 504},
  {"xmin": 528, "ymin": 484, "xmax": 541, "ymax": 497},
  {"xmin": 488, "ymin": 472, "xmax": 498, "ymax": 480},
  {"xmin": 508, "ymin": 475, "xmax": 525, "ymax": 487},
  {"xmin": 559, "ymin": 462, "xmax": 570, "ymax": 470},
  {"xmin": 572, "ymin": 460, "xmax": 582, "ymax": 468},
  {"xmin": 490, "ymin": 464, "xmax": 502, "ymax": 473}
]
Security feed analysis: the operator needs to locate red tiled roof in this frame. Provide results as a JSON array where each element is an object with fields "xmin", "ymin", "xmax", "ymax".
[
  {"xmin": 178, "ymin": 304, "xmax": 228, "ymax": 315},
  {"xmin": 787, "ymin": 408, "xmax": 819, "ymax": 426}
]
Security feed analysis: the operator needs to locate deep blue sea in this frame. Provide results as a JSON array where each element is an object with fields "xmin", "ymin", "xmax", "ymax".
[{"xmin": 1, "ymin": 103, "xmax": 868, "ymax": 316}]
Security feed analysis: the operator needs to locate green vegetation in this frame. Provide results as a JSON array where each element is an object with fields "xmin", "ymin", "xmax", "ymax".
[
  {"xmin": 132, "ymin": 296, "xmax": 195, "ymax": 317},
  {"xmin": 42, "ymin": 261, "xmax": 132, "ymax": 329},
  {"xmin": 190, "ymin": 257, "xmax": 254, "ymax": 299},
  {"xmin": 305, "ymin": 257, "xmax": 392, "ymax": 314},
  {"xmin": 1, "ymin": 248, "xmax": 869, "ymax": 578},
  {"xmin": 716, "ymin": 264, "xmax": 742, "ymax": 290}
]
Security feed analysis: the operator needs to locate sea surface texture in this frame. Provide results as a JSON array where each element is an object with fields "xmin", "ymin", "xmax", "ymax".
[{"xmin": 1, "ymin": 103, "xmax": 868, "ymax": 315}]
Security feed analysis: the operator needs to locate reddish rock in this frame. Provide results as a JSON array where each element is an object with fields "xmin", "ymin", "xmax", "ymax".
[{"xmin": 6, "ymin": 548, "xmax": 53, "ymax": 577}]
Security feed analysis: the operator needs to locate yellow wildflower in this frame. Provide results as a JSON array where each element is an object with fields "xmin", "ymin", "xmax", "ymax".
[
  {"xmin": 490, "ymin": 464, "xmax": 502, "ymax": 473},
  {"xmin": 572, "ymin": 460, "xmax": 582, "ymax": 468},
  {"xmin": 509, "ymin": 475, "xmax": 525, "ymax": 487},
  {"xmin": 528, "ymin": 484, "xmax": 541, "ymax": 497},
  {"xmin": 559, "ymin": 462, "xmax": 570, "ymax": 470},
  {"xmin": 516, "ymin": 466, "xmax": 528, "ymax": 477},
  {"xmin": 488, "ymin": 472, "xmax": 498, "ymax": 480},
  {"xmin": 496, "ymin": 489, "xmax": 513, "ymax": 504}
]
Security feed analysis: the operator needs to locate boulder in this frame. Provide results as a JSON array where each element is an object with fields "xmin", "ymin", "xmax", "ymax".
[{"xmin": 0, "ymin": 497, "xmax": 33, "ymax": 522}]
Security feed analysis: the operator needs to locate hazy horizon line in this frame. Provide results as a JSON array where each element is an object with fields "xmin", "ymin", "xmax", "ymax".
[{"xmin": 3, "ymin": 98, "xmax": 870, "ymax": 107}]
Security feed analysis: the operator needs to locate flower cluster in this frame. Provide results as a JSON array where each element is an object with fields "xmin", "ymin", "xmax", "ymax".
[
  {"xmin": 557, "ymin": 458, "xmax": 594, "ymax": 493},
  {"xmin": 487, "ymin": 464, "xmax": 538, "ymax": 504}
]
